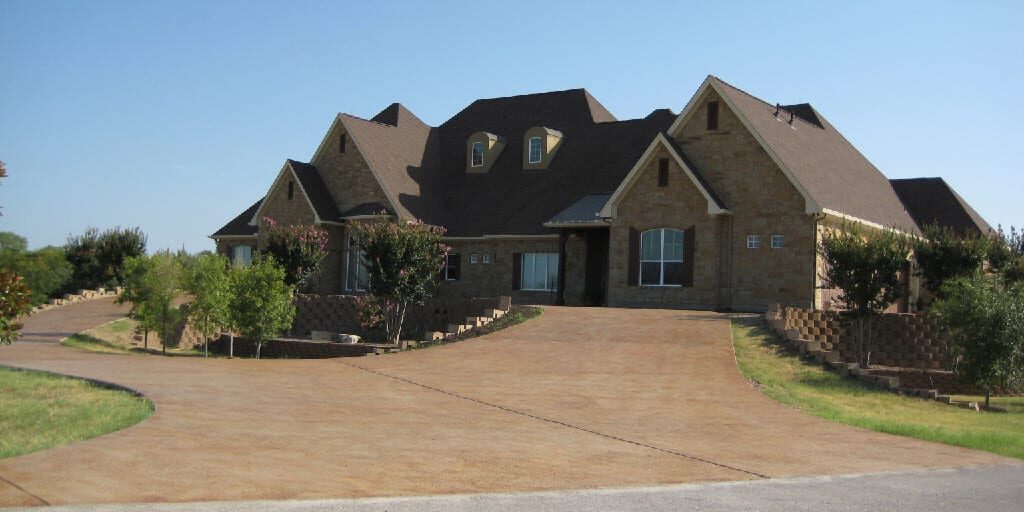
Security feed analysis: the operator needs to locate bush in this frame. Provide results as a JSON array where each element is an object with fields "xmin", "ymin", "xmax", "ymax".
[
  {"xmin": 229, "ymin": 257, "xmax": 295, "ymax": 359},
  {"xmin": 932, "ymin": 275, "xmax": 1024, "ymax": 408}
]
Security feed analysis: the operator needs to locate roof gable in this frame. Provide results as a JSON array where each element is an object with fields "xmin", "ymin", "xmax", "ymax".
[
  {"xmin": 669, "ymin": 76, "xmax": 919, "ymax": 234},
  {"xmin": 248, "ymin": 160, "xmax": 339, "ymax": 225},
  {"xmin": 600, "ymin": 133, "xmax": 730, "ymax": 218},
  {"xmin": 211, "ymin": 199, "xmax": 261, "ymax": 238}
]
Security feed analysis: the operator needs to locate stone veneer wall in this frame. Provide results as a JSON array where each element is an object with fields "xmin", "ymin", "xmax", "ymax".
[{"xmin": 437, "ymin": 238, "xmax": 561, "ymax": 305}]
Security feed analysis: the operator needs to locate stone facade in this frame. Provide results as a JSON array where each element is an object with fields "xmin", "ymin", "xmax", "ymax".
[
  {"xmin": 607, "ymin": 146, "xmax": 722, "ymax": 308},
  {"xmin": 670, "ymin": 88, "xmax": 814, "ymax": 311},
  {"xmin": 438, "ymin": 238, "xmax": 561, "ymax": 305},
  {"xmin": 311, "ymin": 122, "xmax": 392, "ymax": 215}
]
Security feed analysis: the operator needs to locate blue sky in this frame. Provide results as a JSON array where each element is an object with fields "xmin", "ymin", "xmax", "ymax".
[{"xmin": 1, "ymin": 0, "xmax": 1021, "ymax": 252}]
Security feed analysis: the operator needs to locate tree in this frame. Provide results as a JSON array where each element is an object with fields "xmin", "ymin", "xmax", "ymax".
[
  {"xmin": 988, "ymin": 225, "xmax": 1024, "ymax": 285},
  {"xmin": 119, "ymin": 253, "xmax": 182, "ymax": 353},
  {"xmin": 262, "ymin": 217, "xmax": 329, "ymax": 292},
  {"xmin": 0, "ymin": 232, "xmax": 27, "ymax": 252},
  {"xmin": 932, "ymin": 275, "xmax": 1024, "ymax": 408},
  {"xmin": 3, "ymin": 247, "xmax": 72, "ymax": 306},
  {"xmin": 912, "ymin": 224, "xmax": 989, "ymax": 304},
  {"xmin": 352, "ymin": 217, "xmax": 447, "ymax": 346},
  {"xmin": 819, "ymin": 226, "xmax": 910, "ymax": 368},
  {"xmin": 0, "ymin": 271, "xmax": 32, "ymax": 344},
  {"xmin": 65, "ymin": 227, "xmax": 146, "ymax": 291},
  {"xmin": 229, "ymin": 257, "xmax": 295, "ymax": 359},
  {"xmin": 183, "ymin": 253, "xmax": 231, "ymax": 357}
]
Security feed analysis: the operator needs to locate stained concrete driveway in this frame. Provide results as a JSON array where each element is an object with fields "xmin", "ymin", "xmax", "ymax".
[{"xmin": 0, "ymin": 299, "xmax": 1014, "ymax": 507}]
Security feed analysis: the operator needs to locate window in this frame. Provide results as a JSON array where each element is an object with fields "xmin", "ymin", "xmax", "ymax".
[
  {"xmin": 521, "ymin": 253, "xmax": 558, "ymax": 291},
  {"xmin": 640, "ymin": 229, "xmax": 684, "ymax": 286},
  {"xmin": 471, "ymin": 141, "xmax": 485, "ymax": 167},
  {"xmin": 287, "ymin": 181, "xmax": 294, "ymax": 200},
  {"xmin": 443, "ymin": 254, "xmax": 461, "ymax": 281},
  {"xmin": 470, "ymin": 253, "xmax": 479, "ymax": 264},
  {"xmin": 345, "ymin": 236, "xmax": 368, "ymax": 291},
  {"xmin": 528, "ymin": 136, "xmax": 543, "ymax": 164},
  {"xmin": 231, "ymin": 245, "xmax": 252, "ymax": 266},
  {"xmin": 747, "ymin": 235, "xmax": 760, "ymax": 249},
  {"xmin": 339, "ymin": 133, "xmax": 347, "ymax": 153},
  {"xmin": 482, "ymin": 253, "xmax": 492, "ymax": 264},
  {"xmin": 771, "ymin": 234, "xmax": 784, "ymax": 249},
  {"xmin": 658, "ymin": 158, "xmax": 669, "ymax": 187},
  {"xmin": 707, "ymin": 101, "xmax": 719, "ymax": 131}
]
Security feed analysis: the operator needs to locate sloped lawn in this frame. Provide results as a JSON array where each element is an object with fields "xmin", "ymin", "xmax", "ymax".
[{"xmin": 731, "ymin": 316, "xmax": 1024, "ymax": 459}]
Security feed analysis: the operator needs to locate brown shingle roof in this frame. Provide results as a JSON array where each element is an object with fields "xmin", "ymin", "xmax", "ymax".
[
  {"xmin": 211, "ymin": 199, "xmax": 261, "ymax": 237},
  {"xmin": 710, "ymin": 77, "xmax": 920, "ymax": 234},
  {"xmin": 288, "ymin": 160, "xmax": 342, "ymax": 222},
  {"xmin": 340, "ymin": 89, "xmax": 673, "ymax": 236},
  {"xmin": 890, "ymin": 178, "xmax": 992, "ymax": 236}
]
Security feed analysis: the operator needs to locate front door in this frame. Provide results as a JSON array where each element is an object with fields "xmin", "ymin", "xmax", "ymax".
[{"xmin": 583, "ymin": 229, "xmax": 609, "ymax": 306}]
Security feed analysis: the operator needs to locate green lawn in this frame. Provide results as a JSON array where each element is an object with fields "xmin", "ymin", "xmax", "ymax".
[
  {"xmin": 730, "ymin": 316, "xmax": 1024, "ymax": 459},
  {"xmin": 0, "ymin": 368, "xmax": 153, "ymax": 458}
]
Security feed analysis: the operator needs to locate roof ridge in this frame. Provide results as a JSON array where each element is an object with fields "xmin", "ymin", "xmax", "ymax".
[
  {"xmin": 472, "ymin": 87, "xmax": 589, "ymax": 103},
  {"xmin": 709, "ymin": 76, "xmax": 822, "ymax": 130},
  {"xmin": 339, "ymin": 112, "xmax": 407, "ymax": 129}
]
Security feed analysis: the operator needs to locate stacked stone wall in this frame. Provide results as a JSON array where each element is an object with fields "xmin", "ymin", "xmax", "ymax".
[{"xmin": 775, "ymin": 306, "xmax": 946, "ymax": 370}]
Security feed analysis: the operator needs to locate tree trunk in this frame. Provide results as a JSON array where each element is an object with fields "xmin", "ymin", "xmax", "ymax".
[
  {"xmin": 229, "ymin": 333, "xmax": 234, "ymax": 359},
  {"xmin": 985, "ymin": 390, "xmax": 991, "ymax": 409},
  {"xmin": 144, "ymin": 330, "xmax": 148, "ymax": 349},
  {"xmin": 256, "ymin": 341, "xmax": 262, "ymax": 360}
]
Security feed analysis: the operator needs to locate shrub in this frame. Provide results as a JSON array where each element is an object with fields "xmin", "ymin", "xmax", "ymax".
[{"xmin": 65, "ymin": 227, "xmax": 146, "ymax": 290}]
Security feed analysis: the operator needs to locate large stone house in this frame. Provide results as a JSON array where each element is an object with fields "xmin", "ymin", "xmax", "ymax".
[{"xmin": 211, "ymin": 76, "xmax": 989, "ymax": 312}]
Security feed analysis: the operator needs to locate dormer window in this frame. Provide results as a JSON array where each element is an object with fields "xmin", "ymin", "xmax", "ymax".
[
  {"xmin": 528, "ymin": 137, "xmax": 543, "ymax": 164},
  {"xmin": 522, "ymin": 127, "xmax": 563, "ymax": 170},
  {"xmin": 471, "ymin": 141, "xmax": 485, "ymax": 167},
  {"xmin": 467, "ymin": 132, "xmax": 505, "ymax": 173}
]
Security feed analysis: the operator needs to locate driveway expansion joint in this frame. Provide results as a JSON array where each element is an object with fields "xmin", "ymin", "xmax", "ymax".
[
  {"xmin": 342, "ymin": 361, "xmax": 770, "ymax": 480},
  {"xmin": 0, "ymin": 473, "xmax": 49, "ymax": 506}
]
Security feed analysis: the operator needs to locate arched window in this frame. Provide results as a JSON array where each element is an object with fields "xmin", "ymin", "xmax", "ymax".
[
  {"xmin": 471, "ymin": 141, "xmax": 485, "ymax": 167},
  {"xmin": 640, "ymin": 228, "xmax": 684, "ymax": 286},
  {"xmin": 528, "ymin": 136, "xmax": 543, "ymax": 164}
]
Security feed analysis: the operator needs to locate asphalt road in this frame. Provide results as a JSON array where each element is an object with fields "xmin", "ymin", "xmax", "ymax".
[{"xmin": 11, "ymin": 464, "xmax": 1023, "ymax": 512}]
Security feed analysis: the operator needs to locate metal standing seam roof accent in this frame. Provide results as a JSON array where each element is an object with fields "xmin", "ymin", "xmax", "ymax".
[{"xmin": 544, "ymin": 193, "xmax": 614, "ymax": 226}]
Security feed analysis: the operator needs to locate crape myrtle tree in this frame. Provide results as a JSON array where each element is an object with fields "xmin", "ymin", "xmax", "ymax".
[
  {"xmin": 819, "ymin": 226, "xmax": 910, "ymax": 368},
  {"xmin": 0, "ymin": 271, "xmax": 32, "ymax": 344},
  {"xmin": 183, "ymin": 253, "xmax": 232, "ymax": 357},
  {"xmin": 262, "ymin": 217, "xmax": 329, "ymax": 293},
  {"xmin": 987, "ymin": 225, "xmax": 1024, "ymax": 285},
  {"xmin": 228, "ymin": 256, "xmax": 295, "ymax": 360},
  {"xmin": 932, "ymin": 275, "xmax": 1024, "ymax": 409},
  {"xmin": 352, "ymin": 216, "xmax": 447, "ymax": 347}
]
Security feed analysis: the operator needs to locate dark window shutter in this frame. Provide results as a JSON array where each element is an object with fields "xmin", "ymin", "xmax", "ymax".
[
  {"xmin": 682, "ymin": 225, "xmax": 696, "ymax": 287},
  {"xmin": 658, "ymin": 158, "xmax": 669, "ymax": 187},
  {"xmin": 628, "ymin": 228, "xmax": 639, "ymax": 286},
  {"xmin": 512, "ymin": 253, "xmax": 522, "ymax": 290},
  {"xmin": 450, "ymin": 254, "xmax": 461, "ymax": 280},
  {"xmin": 707, "ymin": 101, "xmax": 719, "ymax": 131}
]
